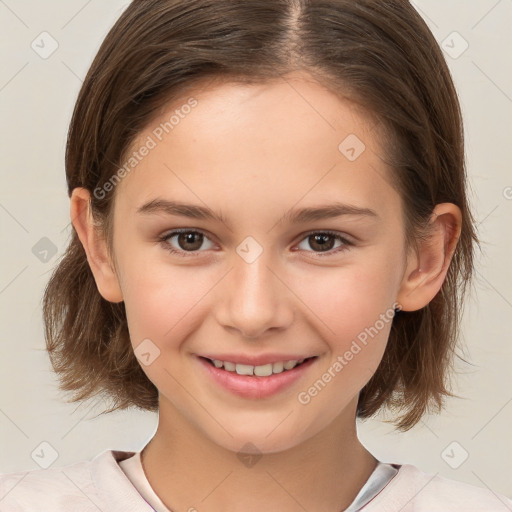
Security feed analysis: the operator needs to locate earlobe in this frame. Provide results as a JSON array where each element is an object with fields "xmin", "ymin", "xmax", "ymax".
[
  {"xmin": 396, "ymin": 203, "xmax": 461, "ymax": 312},
  {"xmin": 70, "ymin": 187, "xmax": 124, "ymax": 303}
]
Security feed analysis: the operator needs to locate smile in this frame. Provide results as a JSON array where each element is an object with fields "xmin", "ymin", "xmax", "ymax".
[
  {"xmin": 197, "ymin": 355, "xmax": 319, "ymax": 399},
  {"xmin": 203, "ymin": 357, "xmax": 316, "ymax": 377}
]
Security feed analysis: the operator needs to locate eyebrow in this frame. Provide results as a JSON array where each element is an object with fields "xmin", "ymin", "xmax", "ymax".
[{"xmin": 136, "ymin": 198, "xmax": 379, "ymax": 226}]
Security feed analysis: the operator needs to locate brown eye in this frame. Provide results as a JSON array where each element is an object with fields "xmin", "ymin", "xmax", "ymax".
[
  {"xmin": 160, "ymin": 229, "xmax": 215, "ymax": 255},
  {"xmin": 296, "ymin": 231, "xmax": 353, "ymax": 255},
  {"xmin": 308, "ymin": 233, "xmax": 336, "ymax": 252},
  {"xmin": 176, "ymin": 232, "xmax": 204, "ymax": 251}
]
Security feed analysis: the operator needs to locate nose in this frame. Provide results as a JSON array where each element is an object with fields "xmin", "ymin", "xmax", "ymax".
[{"xmin": 215, "ymin": 249, "xmax": 294, "ymax": 340}]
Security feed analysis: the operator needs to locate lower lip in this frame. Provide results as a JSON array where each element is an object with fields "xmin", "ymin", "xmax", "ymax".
[{"xmin": 197, "ymin": 356, "xmax": 317, "ymax": 399}]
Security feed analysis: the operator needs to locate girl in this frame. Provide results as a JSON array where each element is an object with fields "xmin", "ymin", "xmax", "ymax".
[{"xmin": 1, "ymin": 0, "xmax": 510, "ymax": 510}]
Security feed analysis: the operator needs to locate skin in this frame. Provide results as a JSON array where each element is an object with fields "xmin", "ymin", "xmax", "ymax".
[{"xmin": 71, "ymin": 71, "xmax": 461, "ymax": 512}]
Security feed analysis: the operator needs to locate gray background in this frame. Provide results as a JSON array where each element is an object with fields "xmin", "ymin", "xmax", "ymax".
[{"xmin": 1, "ymin": 0, "xmax": 511, "ymax": 499}]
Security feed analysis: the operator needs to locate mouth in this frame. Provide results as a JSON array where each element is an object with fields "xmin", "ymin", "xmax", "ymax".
[
  {"xmin": 199, "ymin": 356, "xmax": 317, "ymax": 377},
  {"xmin": 196, "ymin": 354, "xmax": 320, "ymax": 399}
]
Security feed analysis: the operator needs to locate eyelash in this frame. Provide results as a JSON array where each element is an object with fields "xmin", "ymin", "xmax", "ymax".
[{"xmin": 158, "ymin": 228, "xmax": 354, "ymax": 258}]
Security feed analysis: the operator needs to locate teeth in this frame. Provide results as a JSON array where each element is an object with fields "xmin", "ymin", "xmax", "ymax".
[
  {"xmin": 271, "ymin": 361, "xmax": 284, "ymax": 374},
  {"xmin": 210, "ymin": 358, "xmax": 307, "ymax": 376},
  {"xmin": 224, "ymin": 361, "xmax": 236, "ymax": 371},
  {"xmin": 235, "ymin": 363, "xmax": 254, "ymax": 376},
  {"xmin": 254, "ymin": 364, "xmax": 273, "ymax": 377}
]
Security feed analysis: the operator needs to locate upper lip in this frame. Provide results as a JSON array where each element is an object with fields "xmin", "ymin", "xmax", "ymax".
[{"xmin": 198, "ymin": 353, "xmax": 317, "ymax": 366}]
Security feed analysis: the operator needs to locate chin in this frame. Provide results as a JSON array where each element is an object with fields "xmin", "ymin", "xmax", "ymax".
[{"xmin": 196, "ymin": 415, "xmax": 317, "ymax": 456}]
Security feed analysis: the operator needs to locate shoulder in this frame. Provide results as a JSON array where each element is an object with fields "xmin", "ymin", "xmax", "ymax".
[
  {"xmin": 365, "ymin": 463, "xmax": 512, "ymax": 512},
  {"xmin": 0, "ymin": 450, "xmax": 149, "ymax": 512}
]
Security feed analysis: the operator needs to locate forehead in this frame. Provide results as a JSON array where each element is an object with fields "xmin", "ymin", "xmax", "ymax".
[{"xmin": 114, "ymin": 74, "xmax": 399, "ymax": 223}]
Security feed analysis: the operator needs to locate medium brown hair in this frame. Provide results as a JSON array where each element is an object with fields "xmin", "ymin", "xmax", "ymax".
[{"xmin": 43, "ymin": 0, "xmax": 479, "ymax": 431}]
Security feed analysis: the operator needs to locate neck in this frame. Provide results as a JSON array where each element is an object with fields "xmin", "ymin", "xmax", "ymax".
[{"xmin": 140, "ymin": 398, "xmax": 377, "ymax": 512}]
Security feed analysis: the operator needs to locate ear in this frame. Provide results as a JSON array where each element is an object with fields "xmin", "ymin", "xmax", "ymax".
[
  {"xmin": 70, "ymin": 187, "xmax": 124, "ymax": 303},
  {"xmin": 396, "ymin": 203, "xmax": 461, "ymax": 312}
]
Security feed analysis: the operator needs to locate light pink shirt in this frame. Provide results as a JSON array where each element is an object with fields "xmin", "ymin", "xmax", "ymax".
[
  {"xmin": 1, "ymin": 449, "xmax": 511, "ymax": 511},
  {"xmin": 117, "ymin": 451, "xmax": 400, "ymax": 511}
]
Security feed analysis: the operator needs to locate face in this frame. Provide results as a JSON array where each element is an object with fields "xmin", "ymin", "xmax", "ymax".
[{"xmin": 108, "ymin": 72, "xmax": 408, "ymax": 454}]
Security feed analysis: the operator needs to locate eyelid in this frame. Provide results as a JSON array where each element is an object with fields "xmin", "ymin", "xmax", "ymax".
[
  {"xmin": 161, "ymin": 227, "xmax": 215, "ymax": 242},
  {"xmin": 159, "ymin": 228, "xmax": 216, "ymax": 257},
  {"xmin": 298, "ymin": 229, "xmax": 354, "ymax": 245},
  {"xmin": 158, "ymin": 228, "xmax": 354, "ymax": 257},
  {"xmin": 294, "ymin": 229, "xmax": 354, "ymax": 257}
]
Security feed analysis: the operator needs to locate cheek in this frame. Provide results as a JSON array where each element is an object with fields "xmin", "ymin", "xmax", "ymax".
[
  {"xmin": 295, "ymin": 277, "xmax": 395, "ymax": 428},
  {"xmin": 120, "ymin": 256, "xmax": 217, "ymax": 348},
  {"xmin": 291, "ymin": 256, "xmax": 399, "ymax": 392},
  {"xmin": 294, "ymin": 257, "xmax": 399, "ymax": 340}
]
